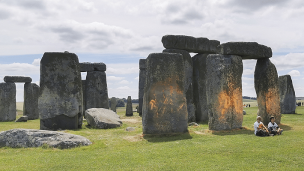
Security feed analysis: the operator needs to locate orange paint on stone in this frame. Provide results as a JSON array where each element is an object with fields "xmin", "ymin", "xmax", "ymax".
[
  {"xmin": 218, "ymin": 91, "xmax": 230, "ymax": 122},
  {"xmin": 217, "ymin": 81, "xmax": 242, "ymax": 123}
]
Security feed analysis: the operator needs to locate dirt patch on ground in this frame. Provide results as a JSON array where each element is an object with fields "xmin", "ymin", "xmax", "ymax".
[
  {"xmin": 194, "ymin": 131, "xmax": 206, "ymax": 135},
  {"xmin": 121, "ymin": 119, "xmax": 141, "ymax": 123},
  {"xmin": 123, "ymin": 134, "xmax": 143, "ymax": 142}
]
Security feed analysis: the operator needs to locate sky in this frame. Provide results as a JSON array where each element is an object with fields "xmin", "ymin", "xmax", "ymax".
[{"xmin": 0, "ymin": 0, "xmax": 303, "ymax": 101}]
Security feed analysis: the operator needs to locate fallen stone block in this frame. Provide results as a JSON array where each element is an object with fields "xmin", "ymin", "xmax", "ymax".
[
  {"xmin": 0, "ymin": 129, "xmax": 92, "ymax": 149},
  {"xmin": 15, "ymin": 116, "xmax": 28, "ymax": 122},
  {"xmin": 85, "ymin": 108, "xmax": 122, "ymax": 129},
  {"xmin": 126, "ymin": 127, "xmax": 136, "ymax": 132}
]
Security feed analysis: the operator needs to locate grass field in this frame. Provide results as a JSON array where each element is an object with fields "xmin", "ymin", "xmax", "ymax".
[{"xmin": 1, "ymin": 105, "xmax": 304, "ymax": 170}]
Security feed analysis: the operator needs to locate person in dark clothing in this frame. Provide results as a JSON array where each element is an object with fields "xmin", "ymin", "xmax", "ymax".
[{"xmin": 268, "ymin": 116, "xmax": 283, "ymax": 135}]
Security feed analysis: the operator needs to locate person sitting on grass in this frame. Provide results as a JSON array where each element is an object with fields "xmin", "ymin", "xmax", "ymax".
[
  {"xmin": 254, "ymin": 116, "xmax": 269, "ymax": 136},
  {"xmin": 268, "ymin": 116, "xmax": 283, "ymax": 135}
]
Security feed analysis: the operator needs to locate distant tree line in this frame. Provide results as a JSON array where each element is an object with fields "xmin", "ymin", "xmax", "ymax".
[
  {"xmin": 108, "ymin": 98, "xmax": 139, "ymax": 107},
  {"xmin": 242, "ymin": 96, "xmax": 257, "ymax": 100},
  {"xmin": 108, "ymin": 98, "xmax": 125, "ymax": 107}
]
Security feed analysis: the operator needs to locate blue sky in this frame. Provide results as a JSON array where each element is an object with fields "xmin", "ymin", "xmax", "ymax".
[{"xmin": 0, "ymin": 0, "xmax": 304, "ymax": 101}]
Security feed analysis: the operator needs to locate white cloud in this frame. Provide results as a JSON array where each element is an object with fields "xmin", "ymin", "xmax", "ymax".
[
  {"xmin": 0, "ymin": 63, "xmax": 39, "ymax": 78},
  {"xmin": 117, "ymin": 86, "xmax": 130, "ymax": 90},
  {"xmin": 107, "ymin": 76, "xmax": 125, "ymax": 81},
  {"xmin": 134, "ymin": 76, "xmax": 139, "ymax": 80},
  {"xmin": 32, "ymin": 58, "xmax": 40, "ymax": 66},
  {"xmin": 243, "ymin": 69, "xmax": 254, "ymax": 75},
  {"xmin": 288, "ymin": 70, "xmax": 301, "ymax": 77},
  {"xmin": 272, "ymin": 53, "xmax": 304, "ymax": 71},
  {"xmin": 107, "ymin": 63, "xmax": 138, "ymax": 75},
  {"xmin": 242, "ymin": 77, "xmax": 254, "ymax": 81},
  {"xmin": 119, "ymin": 80, "xmax": 130, "ymax": 84}
]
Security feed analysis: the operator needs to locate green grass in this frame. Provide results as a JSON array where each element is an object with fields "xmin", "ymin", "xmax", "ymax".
[{"xmin": 1, "ymin": 106, "xmax": 304, "ymax": 170}]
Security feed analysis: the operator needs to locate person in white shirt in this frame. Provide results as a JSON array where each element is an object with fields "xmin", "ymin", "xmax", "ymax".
[
  {"xmin": 268, "ymin": 116, "xmax": 283, "ymax": 135},
  {"xmin": 254, "ymin": 116, "xmax": 269, "ymax": 136}
]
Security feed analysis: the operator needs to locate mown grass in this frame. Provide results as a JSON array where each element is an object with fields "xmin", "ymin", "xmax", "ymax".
[{"xmin": 0, "ymin": 106, "xmax": 304, "ymax": 170}]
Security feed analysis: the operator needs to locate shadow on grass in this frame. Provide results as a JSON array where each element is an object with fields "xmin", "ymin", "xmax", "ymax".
[
  {"xmin": 143, "ymin": 132, "xmax": 192, "ymax": 143},
  {"xmin": 279, "ymin": 124, "xmax": 292, "ymax": 131},
  {"xmin": 212, "ymin": 127, "xmax": 253, "ymax": 136}
]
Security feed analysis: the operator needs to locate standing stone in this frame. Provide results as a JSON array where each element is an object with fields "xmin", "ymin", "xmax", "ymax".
[
  {"xmin": 163, "ymin": 49, "xmax": 195, "ymax": 122},
  {"xmin": 138, "ymin": 59, "xmax": 146, "ymax": 116},
  {"xmin": 279, "ymin": 75, "xmax": 296, "ymax": 114},
  {"xmin": 206, "ymin": 54, "xmax": 243, "ymax": 130},
  {"xmin": 126, "ymin": 96, "xmax": 133, "ymax": 116},
  {"xmin": 192, "ymin": 54, "xmax": 209, "ymax": 122},
  {"xmin": 82, "ymin": 80, "xmax": 86, "ymax": 115},
  {"xmin": 39, "ymin": 52, "xmax": 83, "ymax": 130},
  {"xmin": 110, "ymin": 97, "xmax": 117, "ymax": 112},
  {"xmin": 142, "ymin": 53, "xmax": 188, "ymax": 134},
  {"xmin": 85, "ymin": 71, "xmax": 109, "ymax": 110},
  {"xmin": 254, "ymin": 58, "xmax": 281, "ymax": 124},
  {"xmin": 0, "ymin": 83, "xmax": 16, "ymax": 121},
  {"xmin": 23, "ymin": 83, "xmax": 40, "ymax": 120}
]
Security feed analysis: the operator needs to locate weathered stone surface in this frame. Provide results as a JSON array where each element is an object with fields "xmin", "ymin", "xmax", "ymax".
[
  {"xmin": 139, "ymin": 59, "xmax": 147, "ymax": 69},
  {"xmin": 254, "ymin": 58, "xmax": 281, "ymax": 124},
  {"xmin": 216, "ymin": 42, "xmax": 272, "ymax": 59},
  {"xmin": 138, "ymin": 59, "xmax": 146, "ymax": 116},
  {"xmin": 4, "ymin": 76, "xmax": 32, "ymax": 83},
  {"xmin": 142, "ymin": 53, "xmax": 188, "ymax": 134},
  {"xmin": 40, "ymin": 115, "xmax": 79, "ymax": 130},
  {"xmin": 206, "ymin": 54, "xmax": 243, "ymax": 130},
  {"xmin": 279, "ymin": 75, "xmax": 296, "ymax": 114},
  {"xmin": 126, "ymin": 96, "xmax": 133, "ymax": 116},
  {"xmin": 0, "ymin": 83, "xmax": 16, "ymax": 122},
  {"xmin": 188, "ymin": 122, "xmax": 199, "ymax": 126},
  {"xmin": 85, "ymin": 71, "xmax": 109, "ymax": 110},
  {"xmin": 126, "ymin": 127, "xmax": 135, "ymax": 131},
  {"xmin": 79, "ymin": 62, "xmax": 106, "ymax": 72},
  {"xmin": 192, "ymin": 54, "xmax": 209, "ymax": 122},
  {"xmin": 85, "ymin": 108, "xmax": 122, "ymax": 129},
  {"xmin": 23, "ymin": 83, "xmax": 39, "ymax": 120},
  {"xmin": 82, "ymin": 80, "xmax": 86, "ymax": 115},
  {"xmin": 0, "ymin": 129, "xmax": 91, "ymax": 149},
  {"xmin": 163, "ymin": 49, "xmax": 195, "ymax": 122},
  {"xmin": 243, "ymin": 110, "xmax": 246, "ymax": 115},
  {"xmin": 110, "ymin": 97, "xmax": 117, "ymax": 112},
  {"xmin": 161, "ymin": 35, "xmax": 219, "ymax": 53},
  {"xmin": 39, "ymin": 52, "xmax": 83, "ymax": 130},
  {"xmin": 209, "ymin": 40, "xmax": 220, "ymax": 53},
  {"xmin": 15, "ymin": 116, "xmax": 28, "ymax": 122}
]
